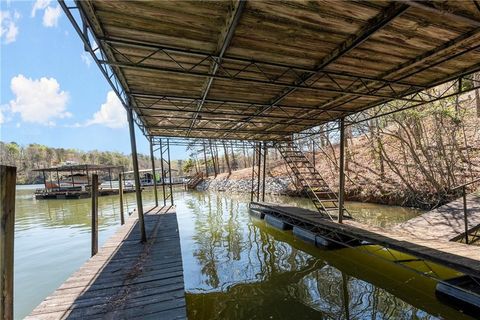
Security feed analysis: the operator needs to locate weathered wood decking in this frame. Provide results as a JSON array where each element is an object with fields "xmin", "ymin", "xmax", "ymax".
[
  {"xmin": 26, "ymin": 206, "xmax": 186, "ymax": 320},
  {"xmin": 251, "ymin": 202, "xmax": 480, "ymax": 278},
  {"xmin": 395, "ymin": 193, "xmax": 480, "ymax": 241}
]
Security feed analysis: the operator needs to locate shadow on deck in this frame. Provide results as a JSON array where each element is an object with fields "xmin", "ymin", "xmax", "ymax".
[{"xmin": 26, "ymin": 206, "xmax": 187, "ymax": 320}]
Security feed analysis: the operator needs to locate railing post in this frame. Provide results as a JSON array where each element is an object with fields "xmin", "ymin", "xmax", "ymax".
[
  {"xmin": 463, "ymin": 185, "xmax": 469, "ymax": 244},
  {"xmin": 91, "ymin": 174, "xmax": 99, "ymax": 256},
  {"xmin": 1, "ymin": 166, "xmax": 16, "ymax": 320},
  {"xmin": 338, "ymin": 117, "xmax": 346, "ymax": 223},
  {"xmin": 118, "ymin": 173, "xmax": 125, "ymax": 225}
]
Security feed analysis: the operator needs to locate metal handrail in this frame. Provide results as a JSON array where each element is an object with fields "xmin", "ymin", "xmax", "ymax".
[
  {"xmin": 451, "ymin": 177, "xmax": 480, "ymax": 191},
  {"xmin": 450, "ymin": 177, "xmax": 480, "ymax": 245}
]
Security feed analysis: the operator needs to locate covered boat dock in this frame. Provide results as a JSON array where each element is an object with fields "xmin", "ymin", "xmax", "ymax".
[
  {"xmin": 2, "ymin": 0, "xmax": 480, "ymax": 319},
  {"xmin": 32, "ymin": 164, "xmax": 134, "ymax": 199}
]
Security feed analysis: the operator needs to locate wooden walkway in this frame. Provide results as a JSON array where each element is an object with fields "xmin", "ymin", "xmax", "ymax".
[
  {"xmin": 251, "ymin": 202, "xmax": 480, "ymax": 278},
  {"xmin": 26, "ymin": 206, "xmax": 186, "ymax": 320},
  {"xmin": 394, "ymin": 193, "xmax": 480, "ymax": 241}
]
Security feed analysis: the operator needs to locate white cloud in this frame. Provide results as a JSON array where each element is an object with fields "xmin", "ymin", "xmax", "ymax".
[
  {"xmin": 0, "ymin": 109, "xmax": 4, "ymax": 125},
  {"xmin": 31, "ymin": 0, "xmax": 50, "ymax": 17},
  {"xmin": 80, "ymin": 52, "xmax": 92, "ymax": 67},
  {"xmin": 31, "ymin": 0, "xmax": 61, "ymax": 28},
  {"xmin": 85, "ymin": 91, "xmax": 127, "ymax": 128},
  {"xmin": 42, "ymin": 5, "xmax": 61, "ymax": 27},
  {"xmin": 9, "ymin": 74, "xmax": 71, "ymax": 125},
  {"xmin": 0, "ymin": 10, "xmax": 20, "ymax": 44}
]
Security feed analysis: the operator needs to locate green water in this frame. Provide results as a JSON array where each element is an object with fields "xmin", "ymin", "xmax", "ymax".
[{"xmin": 12, "ymin": 186, "xmax": 473, "ymax": 319}]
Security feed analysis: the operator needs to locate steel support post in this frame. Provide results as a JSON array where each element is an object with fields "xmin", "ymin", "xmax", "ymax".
[
  {"xmin": 149, "ymin": 137, "xmax": 159, "ymax": 207},
  {"xmin": 256, "ymin": 143, "xmax": 262, "ymax": 202},
  {"xmin": 166, "ymin": 139, "xmax": 174, "ymax": 206},
  {"xmin": 262, "ymin": 142, "xmax": 267, "ymax": 202},
  {"xmin": 250, "ymin": 144, "xmax": 257, "ymax": 203},
  {"xmin": 127, "ymin": 107, "xmax": 147, "ymax": 242},
  {"xmin": 159, "ymin": 139, "xmax": 167, "ymax": 206},
  {"xmin": 338, "ymin": 118, "xmax": 346, "ymax": 223}
]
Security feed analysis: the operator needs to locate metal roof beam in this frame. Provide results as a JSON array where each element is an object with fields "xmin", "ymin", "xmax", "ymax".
[
  {"xmin": 307, "ymin": 27, "xmax": 480, "ymax": 121},
  {"xmin": 186, "ymin": 0, "xmax": 246, "ymax": 136},
  {"xmin": 135, "ymin": 106, "xmax": 349, "ymax": 120},
  {"xmin": 99, "ymin": 37, "xmax": 424, "ymax": 89},
  {"xmin": 150, "ymin": 125, "xmax": 294, "ymax": 135},
  {"xmin": 103, "ymin": 61, "xmax": 424, "ymax": 102},
  {"xmin": 142, "ymin": 114, "xmax": 320, "ymax": 126},
  {"xmin": 223, "ymin": 2, "xmax": 409, "ymax": 137},
  {"xmin": 131, "ymin": 92, "xmax": 357, "ymax": 113}
]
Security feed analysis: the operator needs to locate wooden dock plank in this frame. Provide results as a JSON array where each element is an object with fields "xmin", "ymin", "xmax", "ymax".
[
  {"xmin": 252, "ymin": 201, "xmax": 480, "ymax": 278},
  {"xmin": 395, "ymin": 193, "xmax": 480, "ymax": 241},
  {"xmin": 26, "ymin": 206, "xmax": 187, "ymax": 320}
]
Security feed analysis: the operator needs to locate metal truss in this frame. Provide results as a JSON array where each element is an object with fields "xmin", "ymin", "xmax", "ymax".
[
  {"xmin": 100, "ymin": 37, "xmax": 425, "ymax": 99},
  {"xmin": 152, "ymin": 138, "xmax": 174, "ymax": 206},
  {"xmin": 250, "ymin": 143, "xmax": 267, "ymax": 203},
  {"xmin": 294, "ymin": 70, "xmax": 480, "ymax": 142},
  {"xmin": 151, "ymin": 137, "xmax": 259, "ymax": 148},
  {"xmin": 250, "ymin": 202, "xmax": 480, "ymax": 300},
  {"xmin": 59, "ymin": 0, "xmax": 149, "ymax": 138}
]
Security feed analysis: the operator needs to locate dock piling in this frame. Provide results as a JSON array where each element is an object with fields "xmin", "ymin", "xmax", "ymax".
[
  {"xmin": 119, "ymin": 173, "xmax": 125, "ymax": 225},
  {"xmin": 91, "ymin": 174, "xmax": 99, "ymax": 256},
  {"xmin": 1, "ymin": 165, "xmax": 16, "ymax": 320}
]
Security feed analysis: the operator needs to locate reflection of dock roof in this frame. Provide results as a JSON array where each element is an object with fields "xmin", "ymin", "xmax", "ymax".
[{"xmin": 32, "ymin": 164, "xmax": 124, "ymax": 172}]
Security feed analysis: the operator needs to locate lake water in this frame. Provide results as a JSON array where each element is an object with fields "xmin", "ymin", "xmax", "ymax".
[{"xmin": 12, "ymin": 185, "xmax": 473, "ymax": 319}]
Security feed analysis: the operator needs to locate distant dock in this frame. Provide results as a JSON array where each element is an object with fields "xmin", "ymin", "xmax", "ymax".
[{"xmin": 26, "ymin": 206, "xmax": 186, "ymax": 319}]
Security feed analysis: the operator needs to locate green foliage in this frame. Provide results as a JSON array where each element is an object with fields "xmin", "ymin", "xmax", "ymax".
[{"xmin": 183, "ymin": 158, "xmax": 195, "ymax": 174}]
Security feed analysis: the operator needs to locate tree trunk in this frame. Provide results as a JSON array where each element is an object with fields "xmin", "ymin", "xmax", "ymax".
[{"xmin": 223, "ymin": 142, "xmax": 231, "ymax": 175}]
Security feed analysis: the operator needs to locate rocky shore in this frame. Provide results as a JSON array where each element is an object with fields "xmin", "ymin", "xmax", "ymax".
[{"xmin": 196, "ymin": 175, "xmax": 292, "ymax": 195}]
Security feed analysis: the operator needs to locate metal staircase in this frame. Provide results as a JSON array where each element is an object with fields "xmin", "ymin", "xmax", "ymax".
[
  {"xmin": 185, "ymin": 172, "xmax": 204, "ymax": 190},
  {"xmin": 277, "ymin": 141, "xmax": 351, "ymax": 221}
]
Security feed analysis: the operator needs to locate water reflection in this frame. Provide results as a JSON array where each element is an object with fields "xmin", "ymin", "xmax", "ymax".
[{"xmin": 177, "ymin": 192, "xmax": 472, "ymax": 320}]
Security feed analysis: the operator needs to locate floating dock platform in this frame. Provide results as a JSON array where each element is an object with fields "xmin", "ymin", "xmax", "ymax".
[
  {"xmin": 251, "ymin": 202, "xmax": 480, "ymax": 278},
  {"xmin": 26, "ymin": 206, "xmax": 186, "ymax": 319},
  {"xmin": 251, "ymin": 201, "xmax": 480, "ymax": 313},
  {"xmin": 35, "ymin": 188, "xmax": 137, "ymax": 200}
]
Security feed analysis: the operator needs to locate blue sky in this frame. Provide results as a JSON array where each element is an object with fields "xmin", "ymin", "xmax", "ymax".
[{"xmin": 1, "ymin": 0, "xmax": 187, "ymax": 159}]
